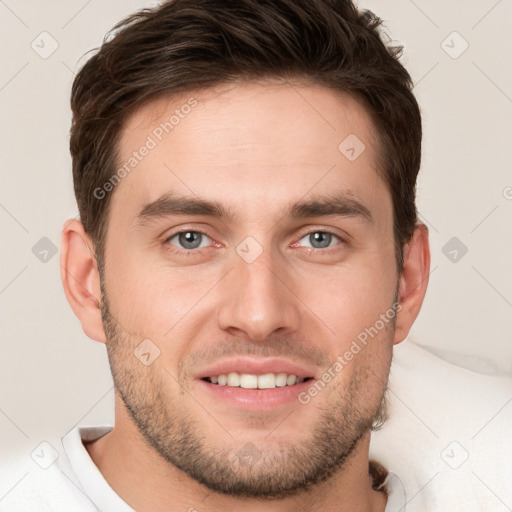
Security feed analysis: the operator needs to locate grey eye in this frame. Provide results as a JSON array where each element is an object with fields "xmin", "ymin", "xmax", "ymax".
[
  {"xmin": 168, "ymin": 231, "xmax": 210, "ymax": 250},
  {"xmin": 299, "ymin": 231, "xmax": 339, "ymax": 249}
]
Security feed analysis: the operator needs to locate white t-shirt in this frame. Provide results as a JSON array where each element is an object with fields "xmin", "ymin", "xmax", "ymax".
[{"xmin": 0, "ymin": 424, "xmax": 405, "ymax": 511}]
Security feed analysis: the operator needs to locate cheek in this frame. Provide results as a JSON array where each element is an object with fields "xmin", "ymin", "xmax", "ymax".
[
  {"xmin": 109, "ymin": 274, "xmax": 182, "ymax": 336},
  {"xmin": 298, "ymin": 259, "xmax": 397, "ymax": 341},
  {"xmin": 102, "ymin": 248, "xmax": 169, "ymax": 336},
  {"xmin": 104, "ymin": 252, "xmax": 221, "ymax": 346}
]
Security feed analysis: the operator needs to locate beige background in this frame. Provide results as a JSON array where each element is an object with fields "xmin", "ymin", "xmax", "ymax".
[{"xmin": 1, "ymin": 0, "xmax": 511, "ymax": 490}]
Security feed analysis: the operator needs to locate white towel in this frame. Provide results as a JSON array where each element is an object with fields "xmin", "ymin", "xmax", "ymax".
[{"xmin": 370, "ymin": 341, "xmax": 512, "ymax": 511}]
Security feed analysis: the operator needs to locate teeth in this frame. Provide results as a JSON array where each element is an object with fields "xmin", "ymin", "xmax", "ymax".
[
  {"xmin": 287, "ymin": 374, "xmax": 297, "ymax": 386},
  {"xmin": 275, "ymin": 373, "xmax": 288, "ymax": 387},
  {"xmin": 207, "ymin": 372, "xmax": 308, "ymax": 389},
  {"xmin": 257, "ymin": 373, "xmax": 275, "ymax": 389},
  {"xmin": 227, "ymin": 372, "xmax": 240, "ymax": 386},
  {"xmin": 240, "ymin": 373, "xmax": 258, "ymax": 389}
]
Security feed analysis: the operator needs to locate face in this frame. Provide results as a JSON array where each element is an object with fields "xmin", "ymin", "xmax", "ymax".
[{"xmin": 99, "ymin": 80, "xmax": 399, "ymax": 498}]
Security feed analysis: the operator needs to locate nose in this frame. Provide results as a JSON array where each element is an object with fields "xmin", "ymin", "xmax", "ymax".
[{"xmin": 216, "ymin": 244, "xmax": 301, "ymax": 342}]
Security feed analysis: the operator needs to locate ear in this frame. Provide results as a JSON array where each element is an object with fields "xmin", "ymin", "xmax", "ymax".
[
  {"xmin": 60, "ymin": 219, "xmax": 106, "ymax": 344},
  {"xmin": 393, "ymin": 223, "xmax": 430, "ymax": 345}
]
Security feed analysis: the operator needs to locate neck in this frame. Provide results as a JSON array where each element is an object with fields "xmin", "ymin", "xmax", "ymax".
[{"xmin": 85, "ymin": 401, "xmax": 388, "ymax": 512}]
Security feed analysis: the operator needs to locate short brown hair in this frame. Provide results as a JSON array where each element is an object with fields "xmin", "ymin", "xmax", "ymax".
[{"xmin": 70, "ymin": 0, "xmax": 422, "ymax": 272}]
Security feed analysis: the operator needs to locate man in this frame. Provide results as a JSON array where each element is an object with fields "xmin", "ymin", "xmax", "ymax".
[{"xmin": 8, "ymin": 0, "xmax": 431, "ymax": 510}]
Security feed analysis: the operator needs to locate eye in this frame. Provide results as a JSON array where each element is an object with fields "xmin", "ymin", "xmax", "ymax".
[
  {"xmin": 166, "ymin": 230, "xmax": 212, "ymax": 250},
  {"xmin": 297, "ymin": 231, "xmax": 342, "ymax": 249}
]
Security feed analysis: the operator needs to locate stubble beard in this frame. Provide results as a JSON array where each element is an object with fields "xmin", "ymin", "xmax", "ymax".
[{"xmin": 100, "ymin": 283, "xmax": 392, "ymax": 499}]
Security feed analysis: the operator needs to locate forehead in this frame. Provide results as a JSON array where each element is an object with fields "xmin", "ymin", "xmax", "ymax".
[{"xmin": 111, "ymin": 80, "xmax": 390, "ymax": 226}]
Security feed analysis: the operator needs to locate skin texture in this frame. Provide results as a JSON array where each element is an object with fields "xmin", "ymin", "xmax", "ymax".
[{"xmin": 61, "ymin": 80, "xmax": 430, "ymax": 512}]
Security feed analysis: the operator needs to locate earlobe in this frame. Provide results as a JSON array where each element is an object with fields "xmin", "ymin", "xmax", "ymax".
[
  {"xmin": 393, "ymin": 223, "xmax": 430, "ymax": 345},
  {"xmin": 60, "ymin": 219, "xmax": 107, "ymax": 344}
]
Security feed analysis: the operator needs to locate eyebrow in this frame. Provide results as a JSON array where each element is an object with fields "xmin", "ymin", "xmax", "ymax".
[
  {"xmin": 290, "ymin": 194, "xmax": 373, "ymax": 222},
  {"xmin": 135, "ymin": 191, "xmax": 373, "ymax": 225},
  {"xmin": 135, "ymin": 194, "xmax": 233, "ymax": 225}
]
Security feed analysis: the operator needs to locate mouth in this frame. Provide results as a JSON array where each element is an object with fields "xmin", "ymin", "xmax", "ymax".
[{"xmin": 195, "ymin": 358, "xmax": 318, "ymax": 410}]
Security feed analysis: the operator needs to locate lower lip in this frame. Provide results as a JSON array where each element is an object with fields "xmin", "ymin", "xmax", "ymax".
[{"xmin": 196, "ymin": 379, "xmax": 316, "ymax": 410}]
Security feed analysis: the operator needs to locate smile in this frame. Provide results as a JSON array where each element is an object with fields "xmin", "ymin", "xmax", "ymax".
[{"xmin": 203, "ymin": 372, "xmax": 314, "ymax": 389}]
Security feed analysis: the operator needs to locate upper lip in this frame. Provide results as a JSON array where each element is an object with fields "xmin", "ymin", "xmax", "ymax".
[{"xmin": 194, "ymin": 357, "xmax": 318, "ymax": 380}]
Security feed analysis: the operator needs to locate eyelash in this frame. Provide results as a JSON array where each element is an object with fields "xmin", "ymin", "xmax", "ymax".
[{"xmin": 163, "ymin": 228, "xmax": 346, "ymax": 257}]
